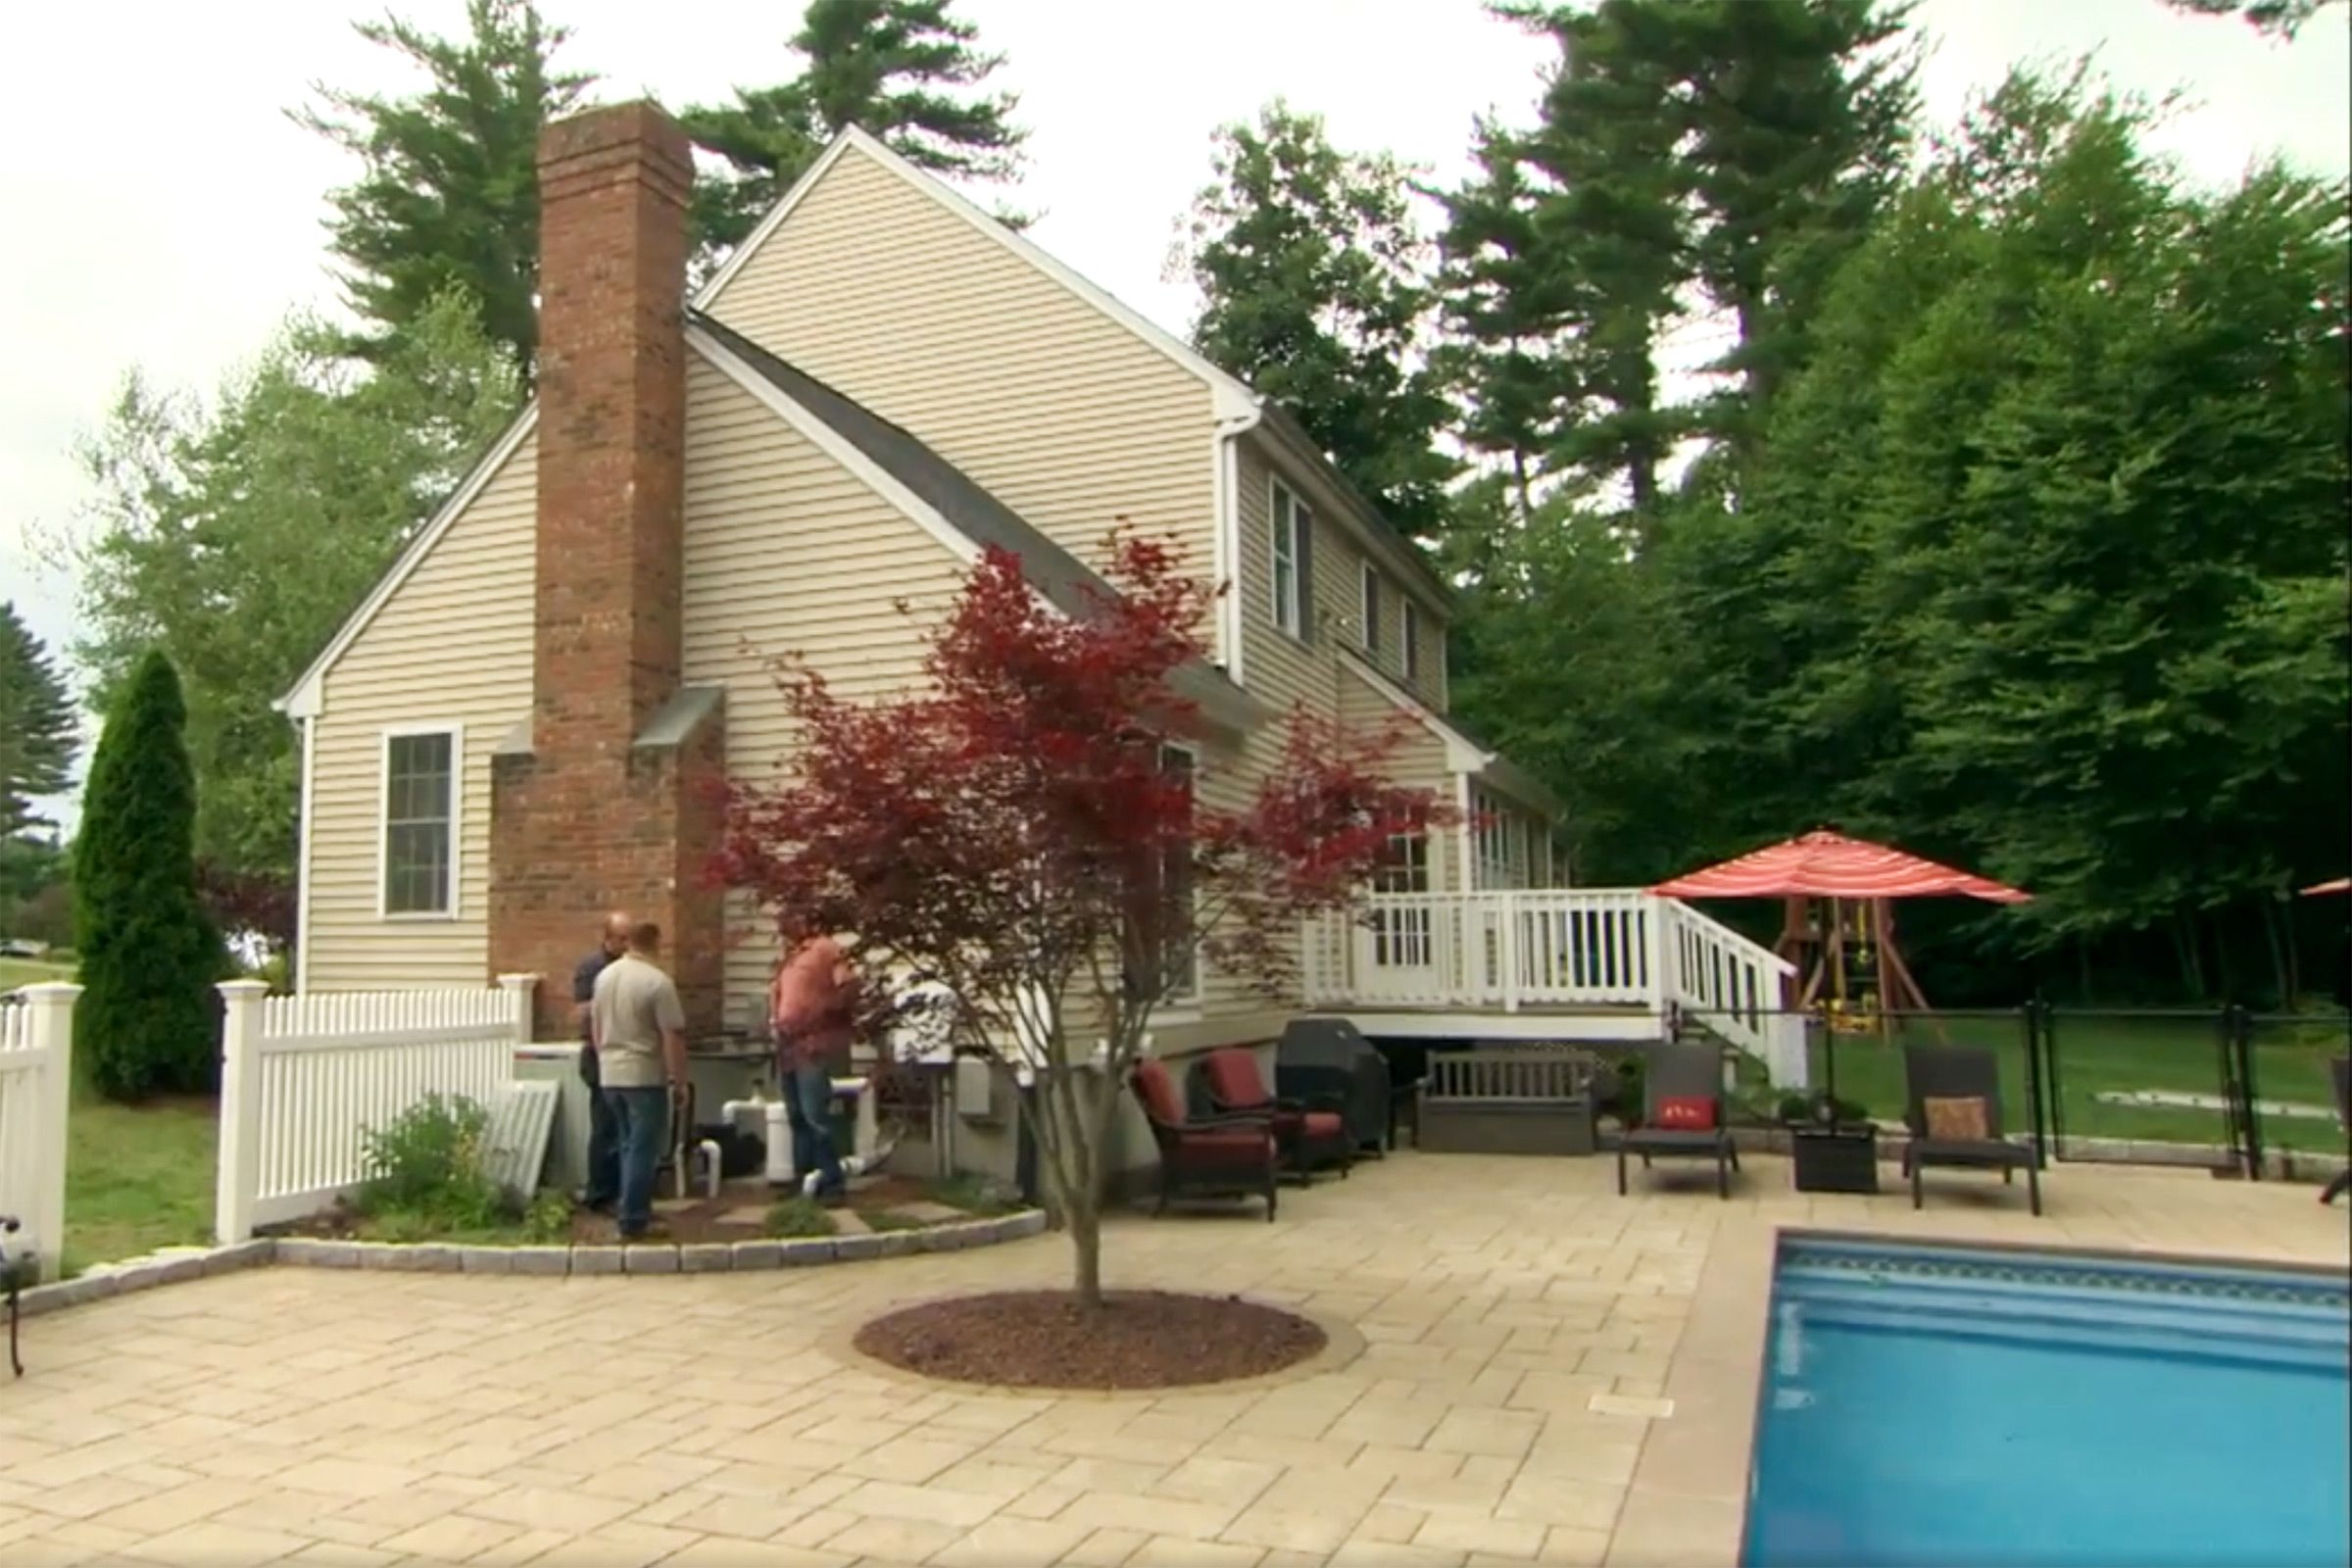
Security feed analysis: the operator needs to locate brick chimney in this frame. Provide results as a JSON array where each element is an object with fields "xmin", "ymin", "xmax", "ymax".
[{"xmin": 489, "ymin": 100, "xmax": 726, "ymax": 1040}]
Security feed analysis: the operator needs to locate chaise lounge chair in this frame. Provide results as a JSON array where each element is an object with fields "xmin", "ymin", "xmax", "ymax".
[
  {"xmin": 1129, "ymin": 1058, "xmax": 1279, "ymax": 1221},
  {"xmin": 2323, "ymin": 1057, "xmax": 2348, "ymax": 1206},
  {"xmin": 1616, "ymin": 1041, "xmax": 1740, "ymax": 1200},
  {"xmin": 1901, "ymin": 1044, "xmax": 2041, "ymax": 1215}
]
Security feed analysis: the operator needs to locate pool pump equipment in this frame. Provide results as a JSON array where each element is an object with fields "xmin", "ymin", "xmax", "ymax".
[{"xmin": 0, "ymin": 1214, "xmax": 25, "ymax": 1377}]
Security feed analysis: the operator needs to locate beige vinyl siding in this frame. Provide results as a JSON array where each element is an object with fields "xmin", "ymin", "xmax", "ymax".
[
  {"xmin": 680, "ymin": 355, "xmax": 974, "ymax": 1012},
  {"xmin": 306, "ymin": 437, "xmax": 537, "ymax": 990},
  {"xmin": 707, "ymin": 142, "xmax": 1216, "ymax": 586},
  {"xmin": 1338, "ymin": 662, "xmax": 1462, "ymax": 893}
]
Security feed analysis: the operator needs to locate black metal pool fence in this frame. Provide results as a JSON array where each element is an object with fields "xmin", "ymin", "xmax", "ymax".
[{"xmin": 1667, "ymin": 1004, "xmax": 2349, "ymax": 1184}]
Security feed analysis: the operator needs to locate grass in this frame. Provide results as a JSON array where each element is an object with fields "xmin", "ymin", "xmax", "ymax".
[
  {"xmin": 765, "ymin": 1196, "xmax": 837, "ymax": 1237},
  {"xmin": 0, "ymin": 956, "xmax": 74, "ymax": 992},
  {"xmin": 1804, "ymin": 1012, "xmax": 2345, "ymax": 1154},
  {"xmin": 924, "ymin": 1172, "xmax": 1019, "ymax": 1215},
  {"xmin": 63, "ymin": 1094, "xmax": 217, "ymax": 1275}
]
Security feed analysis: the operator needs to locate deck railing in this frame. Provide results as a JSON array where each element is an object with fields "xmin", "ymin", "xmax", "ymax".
[{"xmin": 1301, "ymin": 890, "xmax": 1805, "ymax": 1083}]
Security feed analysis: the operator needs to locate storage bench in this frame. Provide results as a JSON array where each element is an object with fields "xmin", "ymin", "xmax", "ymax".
[{"xmin": 1416, "ymin": 1048, "xmax": 1595, "ymax": 1155}]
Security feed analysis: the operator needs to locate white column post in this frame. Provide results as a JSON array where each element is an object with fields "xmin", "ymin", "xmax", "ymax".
[
  {"xmin": 22, "ymin": 982, "xmax": 80, "ymax": 1281},
  {"xmin": 215, "ymin": 979, "xmax": 270, "ymax": 1246},
  {"xmin": 498, "ymin": 973, "xmax": 540, "ymax": 1044},
  {"xmin": 854, "ymin": 1079, "xmax": 880, "ymax": 1163},
  {"xmin": 1644, "ymin": 895, "xmax": 1675, "ymax": 1032},
  {"xmin": 1501, "ymin": 892, "xmax": 1522, "ymax": 1013}
]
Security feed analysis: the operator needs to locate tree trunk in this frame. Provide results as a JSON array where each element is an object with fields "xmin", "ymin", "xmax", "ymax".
[{"xmin": 1067, "ymin": 1192, "xmax": 1103, "ymax": 1311}]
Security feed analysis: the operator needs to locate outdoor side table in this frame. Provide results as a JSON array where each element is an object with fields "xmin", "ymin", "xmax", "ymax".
[{"xmin": 1792, "ymin": 1124, "xmax": 1881, "ymax": 1194}]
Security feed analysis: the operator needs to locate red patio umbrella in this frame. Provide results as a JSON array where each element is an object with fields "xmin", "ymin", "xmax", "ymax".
[
  {"xmin": 1650, "ymin": 828, "xmax": 2029, "ymax": 1027},
  {"xmin": 2300, "ymin": 878, "xmax": 2351, "ymax": 897}
]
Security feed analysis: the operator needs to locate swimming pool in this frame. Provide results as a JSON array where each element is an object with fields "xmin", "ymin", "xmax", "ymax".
[{"xmin": 1742, "ymin": 1237, "xmax": 2352, "ymax": 1568}]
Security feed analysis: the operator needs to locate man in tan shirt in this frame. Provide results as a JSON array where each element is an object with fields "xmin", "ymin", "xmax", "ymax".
[{"xmin": 589, "ymin": 921, "xmax": 687, "ymax": 1240}]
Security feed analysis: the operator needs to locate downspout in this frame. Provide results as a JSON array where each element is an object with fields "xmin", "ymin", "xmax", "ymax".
[
  {"xmin": 294, "ymin": 713, "xmax": 317, "ymax": 993},
  {"xmin": 1214, "ymin": 399, "xmax": 1263, "ymax": 690}
]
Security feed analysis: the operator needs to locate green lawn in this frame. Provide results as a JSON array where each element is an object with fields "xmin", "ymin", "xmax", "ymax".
[
  {"xmin": 63, "ymin": 1095, "xmax": 218, "ymax": 1275},
  {"xmin": 0, "ymin": 956, "xmax": 74, "ymax": 992},
  {"xmin": 1805, "ymin": 1012, "xmax": 2345, "ymax": 1155}
]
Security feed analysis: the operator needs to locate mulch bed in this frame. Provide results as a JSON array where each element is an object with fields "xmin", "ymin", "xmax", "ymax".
[{"xmin": 854, "ymin": 1289, "xmax": 1328, "ymax": 1390}]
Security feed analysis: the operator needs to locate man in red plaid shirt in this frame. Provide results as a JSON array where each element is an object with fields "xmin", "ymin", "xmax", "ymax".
[{"xmin": 769, "ymin": 933, "xmax": 859, "ymax": 1202}]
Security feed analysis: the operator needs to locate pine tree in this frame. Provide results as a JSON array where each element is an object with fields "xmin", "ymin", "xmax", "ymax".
[
  {"xmin": 1177, "ymin": 102, "xmax": 1456, "ymax": 543},
  {"xmin": 74, "ymin": 652, "xmax": 223, "ymax": 1101},
  {"xmin": 685, "ymin": 0, "xmax": 1026, "ymax": 256},
  {"xmin": 294, "ymin": 0, "xmax": 596, "ymax": 378},
  {"xmin": 0, "ymin": 604, "xmax": 77, "ymax": 840}
]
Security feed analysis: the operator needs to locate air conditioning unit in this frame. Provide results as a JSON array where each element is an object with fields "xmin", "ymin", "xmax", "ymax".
[{"xmin": 955, "ymin": 1055, "xmax": 1000, "ymax": 1122}]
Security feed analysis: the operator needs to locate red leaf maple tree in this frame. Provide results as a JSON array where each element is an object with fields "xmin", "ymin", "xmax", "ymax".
[{"xmin": 714, "ymin": 531, "xmax": 1446, "ymax": 1305}]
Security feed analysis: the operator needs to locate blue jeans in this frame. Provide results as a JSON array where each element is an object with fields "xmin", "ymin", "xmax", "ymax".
[
  {"xmin": 602, "ymin": 1086, "xmax": 669, "ymax": 1238},
  {"xmin": 580, "ymin": 1046, "xmax": 619, "ymax": 1208},
  {"xmin": 784, "ymin": 1061, "xmax": 844, "ymax": 1197}
]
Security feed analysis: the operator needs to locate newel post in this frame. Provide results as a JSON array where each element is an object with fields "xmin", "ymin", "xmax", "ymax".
[
  {"xmin": 22, "ymin": 982, "xmax": 81, "ymax": 1280},
  {"xmin": 214, "ymin": 979, "xmax": 270, "ymax": 1245},
  {"xmin": 498, "ymin": 973, "xmax": 541, "ymax": 1044}
]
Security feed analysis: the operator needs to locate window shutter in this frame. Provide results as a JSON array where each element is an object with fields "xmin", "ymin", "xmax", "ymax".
[{"xmin": 1297, "ymin": 502, "xmax": 1316, "ymax": 644}]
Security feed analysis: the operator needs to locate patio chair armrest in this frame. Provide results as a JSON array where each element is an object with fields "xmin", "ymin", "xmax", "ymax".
[{"xmin": 1190, "ymin": 1109, "xmax": 1276, "ymax": 1131}]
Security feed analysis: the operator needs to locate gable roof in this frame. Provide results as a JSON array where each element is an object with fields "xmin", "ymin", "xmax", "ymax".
[
  {"xmin": 1339, "ymin": 650, "xmax": 1560, "ymax": 817},
  {"xmin": 688, "ymin": 314, "xmax": 1266, "ymax": 738},
  {"xmin": 697, "ymin": 124, "xmax": 1451, "ymax": 609}
]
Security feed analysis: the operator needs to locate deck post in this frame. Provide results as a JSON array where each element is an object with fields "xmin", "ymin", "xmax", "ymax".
[
  {"xmin": 1501, "ymin": 892, "xmax": 1521, "ymax": 1013},
  {"xmin": 1643, "ymin": 895, "xmax": 1674, "ymax": 1029}
]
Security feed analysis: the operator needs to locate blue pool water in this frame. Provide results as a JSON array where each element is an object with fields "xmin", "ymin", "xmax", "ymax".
[{"xmin": 1742, "ymin": 1239, "xmax": 2352, "ymax": 1568}]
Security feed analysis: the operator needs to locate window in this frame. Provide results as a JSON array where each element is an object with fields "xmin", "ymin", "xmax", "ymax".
[
  {"xmin": 1126, "ymin": 744, "xmax": 1200, "ymax": 1003},
  {"xmin": 1360, "ymin": 564, "xmax": 1382, "ymax": 658},
  {"xmin": 1401, "ymin": 599, "xmax": 1421, "ymax": 682},
  {"xmin": 381, "ymin": 727, "xmax": 459, "ymax": 916},
  {"xmin": 1372, "ymin": 832, "xmax": 1432, "ymax": 967},
  {"xmin": 1270, "ymin": 480, "xmax": 1312, "ymax": 639}
]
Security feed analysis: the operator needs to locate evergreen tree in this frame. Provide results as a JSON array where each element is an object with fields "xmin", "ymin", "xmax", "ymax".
[
  {"xmin": 685, "ymin": 0, "xmax": 1026, "ymax": 256},
  {"xmin": 74, "ymin": 652, "xmax": 223, "ymax": 1101},
  {"xmin": 1177, "ymin": 102, "xmax": 1456, "ymax": 543},
  {"xmin": 2164, "ymin": 0, "xmax": 2339, "ymax": 34},
  {"xmin": 294, "ymin": 0, "xmax": 596, "ymax": 377},
  {"xmin": 0, "ymin": 604, "xmax": 77, "ymax": 839}
]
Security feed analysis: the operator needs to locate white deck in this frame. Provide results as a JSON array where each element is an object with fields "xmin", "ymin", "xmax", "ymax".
[{"xmin": 1301, "ymin": 889, "xmax": 1810, "ymax": 1084}]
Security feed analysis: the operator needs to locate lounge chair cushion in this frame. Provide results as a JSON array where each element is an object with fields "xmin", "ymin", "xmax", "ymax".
[
  {"xmin": 1623, "ymin": 1127, "xmax": 1725, "ymax": 1152},
  {"xmin": 1924, "ymin": 1096, "xmax": 1990, "ymax": 1142},
  {"xmin": 1914, "ymin": 1136, "xmax": 2030, "ymax": 1165},
  {"xmin": 1133, "ymin": 1060, "xmax": 1186, "ymax": 1126},
  {"xmin": 1180, "ymin": 1128, "xmax": 1276, "ymax": 1168},
  {"xmin": 1655, "ymin": 1095, "xmax": 1716, "ymax": 1132}
]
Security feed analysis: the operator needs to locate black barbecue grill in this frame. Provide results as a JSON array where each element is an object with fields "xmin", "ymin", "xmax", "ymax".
[{"xmin": 1274, "ymin": 1019, "xmax": 1396, "ymax": 1156}]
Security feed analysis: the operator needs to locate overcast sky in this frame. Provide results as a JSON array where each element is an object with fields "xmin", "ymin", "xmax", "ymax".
[{"xmin": 2, "ymin": 0, "xmax": 2345, "ymax": 821}]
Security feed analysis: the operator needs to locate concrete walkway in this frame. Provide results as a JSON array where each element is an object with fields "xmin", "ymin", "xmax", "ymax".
[{"xmin": 0, "ymin": 1153, "xmax": 2343, "ymax": 1568}]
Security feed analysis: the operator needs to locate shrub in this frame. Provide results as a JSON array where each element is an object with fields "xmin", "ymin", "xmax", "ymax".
[
  {"xmin": 521, "ymin": 1191, "xmax": 573, "ymax": 1244},
  {"xmin": 73, "ymin": 652, "xmax": 225, "ymax": 1099},
  {"xmin": 356, "ymin": 1094, "xmax": 501, "ymax": 1230}
]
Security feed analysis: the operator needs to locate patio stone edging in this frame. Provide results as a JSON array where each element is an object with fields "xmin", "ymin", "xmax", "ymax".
[{"xmin": 13, "ymin": 1209, "xmax": 1047, "ymax": 1318}]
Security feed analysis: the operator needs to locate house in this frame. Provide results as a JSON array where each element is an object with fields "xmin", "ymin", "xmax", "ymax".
[{"xmin": 276, "ymin": 99, "xmax": 1570, "ymax": 1062}]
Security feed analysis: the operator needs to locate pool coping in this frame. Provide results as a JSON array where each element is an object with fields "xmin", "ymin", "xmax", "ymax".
[{"xmin": 1629, "ymin": 1221, "xmax": 2352, "ymax": 1567}]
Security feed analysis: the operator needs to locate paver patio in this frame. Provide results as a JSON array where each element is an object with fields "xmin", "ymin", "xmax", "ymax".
[{"xmin": 1, "ymin": 1152, "xmax": 2343, "ymax": 1567}]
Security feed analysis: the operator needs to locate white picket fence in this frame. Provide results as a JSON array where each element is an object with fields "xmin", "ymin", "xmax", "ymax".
[
  {"xmin": 0, "ymin": 984, "xmax": 76, "ymax": 1279},
  {"xmin": 215, "ymin": 975, "xmax": 537, "ymax": 1242}
]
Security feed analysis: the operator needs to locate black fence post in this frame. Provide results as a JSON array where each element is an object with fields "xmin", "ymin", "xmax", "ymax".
[
  {"xmin": 2041, "ymin": 1004, "xmax": 2068, "ymax": 1162},
  {"xmin": 2024, "ymin": 1001, "xmax": 2049, "ymax": 1170},
  {"xmin": 2231, "ymin": 1005, "xmax": 2264, "ymax": 1182}
]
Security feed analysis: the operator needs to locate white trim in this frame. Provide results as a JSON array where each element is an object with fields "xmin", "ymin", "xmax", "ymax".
[
  {"xmin": 1208, "ymin": 428, "xmax": 1231, "ymax": 673},
  {"xmin": 1268, "ymin": 475, "xmax": 1305, "ymax": 640},
  {"xmin": 1217, "ymin": 427, "xmax": 1249, "ymax": 686},
  {"xmin": 698, "ymin": 126, "xmax": 1260, "ymax": 424},
  {"xmin": 688, "ymin": 327, "xmax": 982, "ymax": 570},
  {"xmin": 294, "ymin": 715, "xmax": 316, "ymax": 993},
  {"xmin": 277, "ymin": 410, "xmax": 540, "ymax": 720},
  {"xmin": 376, "ymin": 722, "xmax": 464, "ymax": 921},
  {"xmin": 1454, "ymin": 772, "xmax": 1476, "ymax": 898}
]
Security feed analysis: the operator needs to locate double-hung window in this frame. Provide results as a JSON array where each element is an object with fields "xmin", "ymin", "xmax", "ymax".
[
  {"xmin": 1125, "ymin": 743, "xmax": 1200, "ymax": 1003},
  {"xmin": 381, "ymin": 727, "xmax": 460, "ymax": 917},
  {"xmin": 1270, "ymin": 480, "xmax": 1310, "ymax": 639}
]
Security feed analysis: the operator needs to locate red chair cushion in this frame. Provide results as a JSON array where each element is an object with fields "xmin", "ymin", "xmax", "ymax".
[
  {"xmin": 1654, "ymin": 1095, "xmax": 1717, "ymax": 1131},
  {"xmin": 1300, "ymin": 1110, "xmax": 1345, "ymax": 1139},
  {"xmin": 1201, "ymin": 1048, "xmax": 1271, "ymax": 1109},
  {"xmin": 1132, "ymin": 1059, "xmax": 1185, "ymax": 1126},
  {"xmin": 1177, "ymin": 1128, "xmax": 1273, "ymax": 1168}
]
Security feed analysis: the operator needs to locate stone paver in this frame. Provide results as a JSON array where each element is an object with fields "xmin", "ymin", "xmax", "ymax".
[{"xmin": 0, "ymin": 1155, "xmax": 2341, "ymax": 1567}]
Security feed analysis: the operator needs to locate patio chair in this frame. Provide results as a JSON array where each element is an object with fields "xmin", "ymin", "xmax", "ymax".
[
  {"xmin": 1901, "ymin": 1044, "xmax": 2041, "ymax": 1215},
  {"xmin": 2322, "ymin": 1057, "xmax": 2348, "ymax": 1206},
  {"xmin": 1616, "ymin": 1042, "xmax": 1740, "ymax": 1200},
  {"xmin": 1199, "ymin": 1047, "xmax": 1353, "ymax": 1182},
  {"xmin": 1128, "ymin": 1059, "xmax": 1279, "ymax": 1221}
]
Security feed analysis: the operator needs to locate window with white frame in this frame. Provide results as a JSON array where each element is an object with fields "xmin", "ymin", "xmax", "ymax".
[
  {"xmin": 1372, "ymin": 832, "xmax": 1432, "ymax": 966},
  {"xmin": 1360, "ymin": 563, "xmax": 1382, "ymax": 659},
  {"xmin": 1472, "ymin": 788, "xmax": 1532, "ymax": 891},
  {"xmin": 1126, "ymin": 743, "xmax": 1200, "ymax": 1003},
  {"xmin": 1401, "ymin": 598, "xmax": 1421, "ymax": 683},
  {"xmin": 381, "ymin": 727, "xmax": 459, "ymax": 916},
  {"xmin": 1270, "ymin": 480, "xmax": 1310, "ymax": 639}
]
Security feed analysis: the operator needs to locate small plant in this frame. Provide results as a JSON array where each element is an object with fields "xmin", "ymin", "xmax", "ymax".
[
  {"xmin": 356, "ymin": 1094, "xmax": 500, "ymax": 1229},
  {"xmin": 522, "ymin": 1191, "xmax": 573, "ymax": 1244},
  {"xmin": 765, "ymin": 1197, "xmax": 836, "ymax": 1238},
  {"xmin": 926, "ymin": 1173, "xmax": 1017, "ymax": 1215}
]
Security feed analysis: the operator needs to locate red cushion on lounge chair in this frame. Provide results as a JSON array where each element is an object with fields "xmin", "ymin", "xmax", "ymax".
[
  {"xmin": 1654, "ymin": 1095, "xmax": 1716, "ymax": 1131},
  {"xmin": 1181, "ymin": 1128, "xmax": 1274, "ymax": 1167},
  {"xmin": 1202, "ymin": 1048, "xmax": 1271, "ymax": 1108},
  {"xmin": 1132, "ymin": 1060, "xmax": 1186, "ymax": 1126},
  {"xmin": 1300, "ymin": 1110, "xmax": 1345, "ymax": 1138}
]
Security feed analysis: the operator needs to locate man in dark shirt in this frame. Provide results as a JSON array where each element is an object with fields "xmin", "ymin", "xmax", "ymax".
[{"xmin": 572, "ymin": 911, "xmax": 631, "ymax": 1212}]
